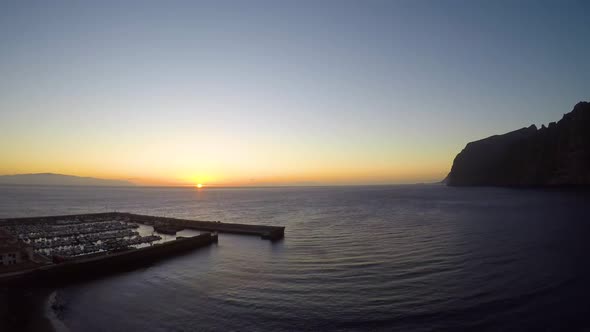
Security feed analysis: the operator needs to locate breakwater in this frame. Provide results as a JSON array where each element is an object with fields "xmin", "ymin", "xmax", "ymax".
[{"xmin": 126, "ymin": 213, "xmax": 285, "ymax": 240}]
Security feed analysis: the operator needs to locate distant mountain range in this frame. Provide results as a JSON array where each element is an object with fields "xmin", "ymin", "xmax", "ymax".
[
  {"xmin": 447, "ymin": 101, "xmax": 590, "ymax": 186},
  {"xmin": 0, "ymin": 173, "xmax": 135, "ymax": 187}
]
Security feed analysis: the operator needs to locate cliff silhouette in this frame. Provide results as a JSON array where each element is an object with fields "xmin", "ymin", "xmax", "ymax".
[{"xmin": 447, "ymin": 102, "xmax": 590, "ymax": 186}]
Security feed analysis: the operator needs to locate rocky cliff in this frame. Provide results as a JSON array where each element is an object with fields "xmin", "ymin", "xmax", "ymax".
[{"xmin": 447, "ymin": 102, "xmax": 590, "ymax": 186}]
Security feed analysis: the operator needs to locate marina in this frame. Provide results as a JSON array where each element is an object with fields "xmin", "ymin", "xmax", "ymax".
[{"xmin": 0, "ymin": 212, "xmax": 285, "ymax": 284}]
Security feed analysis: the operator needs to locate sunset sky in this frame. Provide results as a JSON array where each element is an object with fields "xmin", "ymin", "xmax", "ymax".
[{"xmin": 1, "ymin": 1, "xmax": 588, "ymax": 186}]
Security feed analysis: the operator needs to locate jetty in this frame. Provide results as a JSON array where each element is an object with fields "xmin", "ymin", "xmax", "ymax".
[{"xmin": 126, "ymin": 213, "xmax": 285, "ymax": 240}]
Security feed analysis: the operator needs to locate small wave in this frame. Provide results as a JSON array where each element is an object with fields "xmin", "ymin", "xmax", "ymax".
[{"xmin": 45, "ymin": 290, "xmax": 70, "ymax": 332}]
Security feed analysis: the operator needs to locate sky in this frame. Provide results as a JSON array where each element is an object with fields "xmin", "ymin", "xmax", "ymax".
[{"xmin": 0, "ymin": 0, "xmax": 588, "ymax": 186}]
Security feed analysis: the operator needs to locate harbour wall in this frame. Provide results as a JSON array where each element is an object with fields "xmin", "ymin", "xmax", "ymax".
[{"xmin": 127, "ymin": 213, "xmax": 285, "ymax": 240}]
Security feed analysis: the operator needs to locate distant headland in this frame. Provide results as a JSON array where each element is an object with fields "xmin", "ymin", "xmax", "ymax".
[
  {"xmin": 447, "ymin": 102, "xmax": 590, "ymax": 187},
  {"xmin": 0, "ymin": 173, "xmax": 134, "ymax": 187}
]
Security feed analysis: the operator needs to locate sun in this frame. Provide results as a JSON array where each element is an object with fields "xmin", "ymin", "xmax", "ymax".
[{"xmin": 196, "ymin": 183, "xmax": 203, "ymax": 188}]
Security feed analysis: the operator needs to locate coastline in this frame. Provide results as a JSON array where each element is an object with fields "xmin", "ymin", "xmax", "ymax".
[{"xmin": 0, "ymin": 287, "xmax": 56, "ymax": 332}]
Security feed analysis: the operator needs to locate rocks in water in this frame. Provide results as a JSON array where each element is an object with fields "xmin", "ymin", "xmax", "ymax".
[{"xmin": 447, "ymin": 102, "xmax": 590, "ymax": 186}]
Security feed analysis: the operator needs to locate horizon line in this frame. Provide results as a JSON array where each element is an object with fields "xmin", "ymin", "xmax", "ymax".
[{"xmin": 0, "ymin": 182, "xmax": 444, "ymax": 189}]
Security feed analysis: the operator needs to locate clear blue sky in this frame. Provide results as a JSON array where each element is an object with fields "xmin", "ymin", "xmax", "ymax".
[{"xmin": 0, "ymin": 1, "xmax": 588, "ymax": 185}]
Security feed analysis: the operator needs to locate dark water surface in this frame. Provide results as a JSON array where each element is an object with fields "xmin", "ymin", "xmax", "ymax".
[{"xmin": 1, "ymin": 185, "xmax": 589, "ymax": 331}]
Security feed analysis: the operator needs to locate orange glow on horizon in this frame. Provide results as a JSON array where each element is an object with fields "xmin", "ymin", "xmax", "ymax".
[
  {"xmin": 0, "ymin": 164, "xmax": 450, "ymax": 187},
  {"xmin": 0, "ymin": 144, "xmax": 452, "ymax": 187}
]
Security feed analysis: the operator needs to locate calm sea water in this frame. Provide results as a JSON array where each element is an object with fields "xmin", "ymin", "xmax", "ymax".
[{"xmin": 1, "ymin": 185, "xmax": 589, "ymax": 331}]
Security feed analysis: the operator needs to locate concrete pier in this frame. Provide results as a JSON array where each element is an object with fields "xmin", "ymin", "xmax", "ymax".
[{"xmin": 125, "ymin": 213, "xmax": 285, "ymax": 240}]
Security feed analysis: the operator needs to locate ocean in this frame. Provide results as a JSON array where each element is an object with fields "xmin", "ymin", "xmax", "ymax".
[{"xmin": 1, "ymin": 185, "xmax": 589, "ymax": 331}]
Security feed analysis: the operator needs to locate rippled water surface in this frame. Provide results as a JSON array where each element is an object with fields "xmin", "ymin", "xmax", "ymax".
[{"xmin": 1, "ymin": 185, "xmax": 589, "ymax": 331}]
